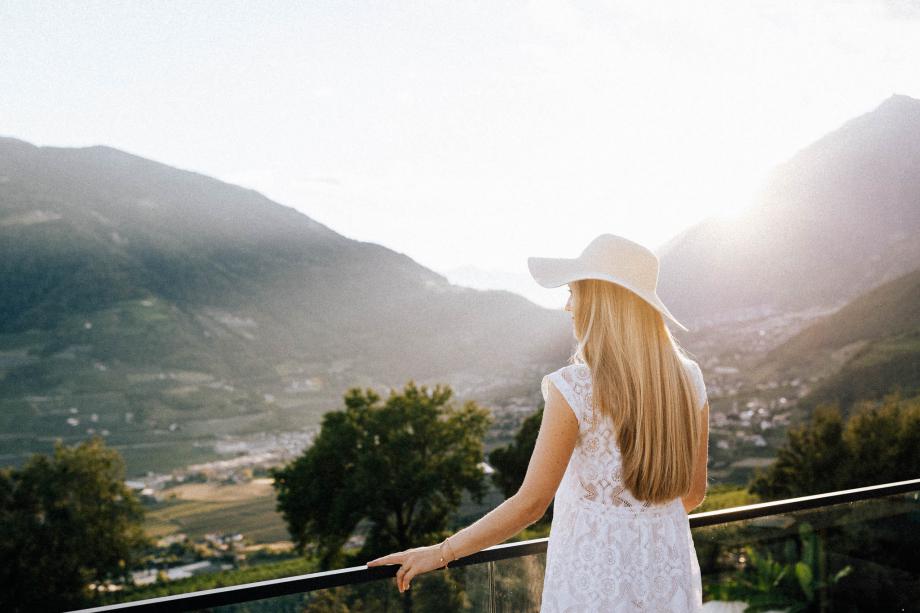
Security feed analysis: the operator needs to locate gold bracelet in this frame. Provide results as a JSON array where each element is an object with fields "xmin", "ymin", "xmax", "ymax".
[
  {"xmin": 438, "ymin": 539, "xmax": 451, "ymax": 569},
  {"xmin": 444, "ymin": 535, "xmax": 457, "ymax": 563}
]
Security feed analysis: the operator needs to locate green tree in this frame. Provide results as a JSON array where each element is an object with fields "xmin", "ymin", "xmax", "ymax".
[
  {"xmin": 487, "ymin": 405, "xmax": 553, "ymax": 525},
  {"xmin": 749, "ymin": 392, "xmax": 920, "ymax": 499},
  {"xmin": 0, "ymin": 435, "xmax": 150, "ymax": 612},
  {"xmin": 843, "ymin": 389, "xmax": 920, "ymax": 487},
  {"xmin": 743, "ymin": 392, "xmax": 920, "ymax": 611},
  {"xmin": 748, "ymin": 403, "xmax": 849, "ymax": 500},
  {"xmin": 271, "ymin": 381, "xmax": 493, "ymax": 571}
]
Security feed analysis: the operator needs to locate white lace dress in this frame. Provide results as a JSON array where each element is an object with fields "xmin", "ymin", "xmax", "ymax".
[{"xmin": 538, "ymin": 358, "xmax": 708, "ymax": 612}]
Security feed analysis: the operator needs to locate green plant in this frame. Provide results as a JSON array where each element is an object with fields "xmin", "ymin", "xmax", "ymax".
[{"xmin": 705, "ymin": 522, "xmax": 853, "ymax": 612}]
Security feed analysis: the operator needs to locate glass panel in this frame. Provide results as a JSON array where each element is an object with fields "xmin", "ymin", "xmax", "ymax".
[
  {"xmin": 208, "ymin": 560, "xmax": 492, "ymax": 612},
  {"xmin": 119, "ymin": 491, "xmax": 920, "ymax": 612},
  {"xmin": 490, "ymin": 552, "xmax": 548, "ymax": 612},
  {"xmin": 695, "ymin": 491, "xmax": 920, "ymax": 611}
]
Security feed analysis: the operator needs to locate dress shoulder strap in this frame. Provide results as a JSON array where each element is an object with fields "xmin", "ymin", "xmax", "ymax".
[
  {"xmin": 541, "ymin": 364, "xmax": 591, "ymax": 425},
  {"xmin": 682, "ymin": 358, "xmax": 708, "ymax": 412}
]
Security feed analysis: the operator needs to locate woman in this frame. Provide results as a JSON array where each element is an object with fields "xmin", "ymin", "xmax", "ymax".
[{"xmin": 368, "ymin": 233, "xmax": 710, "ymax": 612}]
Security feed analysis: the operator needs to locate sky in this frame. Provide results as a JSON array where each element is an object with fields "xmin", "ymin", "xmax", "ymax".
[{"xmin": 2, "ymin": 1, "xmax": 920, "ymax": 307}]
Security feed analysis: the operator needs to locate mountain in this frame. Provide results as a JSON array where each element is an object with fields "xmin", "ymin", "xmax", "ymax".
[
  {"xmin": 0, "ymin": 136, "xmax": 571, "ymax": 473},
  {"xmin": 657, "ymin": 93, "xmax": 920, "ymax": 328},
  {"xmin": 757, "ymin": 265, "xmax": 920, "ymax": 414}
]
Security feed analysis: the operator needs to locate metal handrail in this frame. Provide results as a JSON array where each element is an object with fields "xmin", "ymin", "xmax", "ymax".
[{"xmin": 69, "ymin": 477, "xmax": 920, "ymax": 613}]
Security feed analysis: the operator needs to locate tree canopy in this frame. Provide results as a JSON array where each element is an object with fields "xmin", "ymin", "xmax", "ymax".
[
  {"xmin": 0, "ymin": 436, "xmax": 149, "ymax": 612},
  {"xmin": 749, "ymin": 391, "xmax": 920, "ymax": 499},
  {"xmin": 487, "ymin": 404, "xmax": 553, "ymax": 525},
  {"xmin": 271, "ymin": 381, "xmax": 493, "ymax": 570}
]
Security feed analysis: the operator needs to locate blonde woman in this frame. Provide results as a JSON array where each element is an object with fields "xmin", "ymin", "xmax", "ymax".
[{"xmin": 368, "ymin": 234, "xmax": 709, "ymax": 612}]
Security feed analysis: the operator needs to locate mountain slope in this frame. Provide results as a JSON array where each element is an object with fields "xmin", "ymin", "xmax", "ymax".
[
  {"xmin": 657, "ymin": 93, "xmax": 920, "ymax": 327},
  {"xmin": 756, "ymin": 265, "xmax": 920, "ymax": 413},
  {"xmin": 0, "ymin": 136, "xmax": 572, "ymax": 473}
]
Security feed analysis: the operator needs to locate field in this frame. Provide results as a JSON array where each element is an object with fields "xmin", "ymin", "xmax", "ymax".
[{"xmin": 144, "ymin": 478, "xmax": 291, "ymax": 544}]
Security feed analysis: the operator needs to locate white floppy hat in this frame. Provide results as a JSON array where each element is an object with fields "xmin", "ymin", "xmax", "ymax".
[{"xmin": 527, "ymin": 233, "xmax": 689, "ymax": 332}]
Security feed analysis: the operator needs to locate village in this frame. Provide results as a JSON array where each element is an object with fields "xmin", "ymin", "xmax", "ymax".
[{"xmin": 116, "ymin": 352, "xmax": 815, "ymax": 587}]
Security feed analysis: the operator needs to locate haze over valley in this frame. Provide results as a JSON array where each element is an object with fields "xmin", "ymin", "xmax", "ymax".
[{"xmin": 1, "ymin": 93, "xmax": 919, "ymax": 551}]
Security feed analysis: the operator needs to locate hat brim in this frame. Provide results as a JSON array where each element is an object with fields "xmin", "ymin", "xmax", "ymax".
[
  {"xmin": 526, "ymin": 256, "xmax": 690, "ymax": 332},
  {"xmin": 527, "ymin": 256, "xmax": 578, "ymax": 288}
]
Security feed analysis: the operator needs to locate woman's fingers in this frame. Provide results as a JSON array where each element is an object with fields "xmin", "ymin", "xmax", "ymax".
[
  {"xmin": 365, "ymin": 551, "xmax": 419, "ymax": 592},
  {"xmin": 403, "ymin": 568, "xmax": 415, "ymax": 591},
  {"xmin": 396, "ymin": 564, "xmax": 410, "ymax": 591}
]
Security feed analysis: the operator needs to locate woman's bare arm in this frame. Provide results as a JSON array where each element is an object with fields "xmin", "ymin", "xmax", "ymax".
[
  {"xmin": 682, "ymin": 401, "xmax": 710, "ymax": 513},
  {"xmin": 444, "ymin": 381, "xmax": 579, "ymax": 561}
]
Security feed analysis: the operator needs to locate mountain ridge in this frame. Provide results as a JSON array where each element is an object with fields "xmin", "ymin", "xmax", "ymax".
[
  {"xmin": 0, "ymin": 135, "xmax": 572, "ymax": 473},
  {"xmin": 757, "ymin": 264, "xmax": 920, "ymax": 414},
  {"xmin": 657, "ymin": 93, "xmax": 920, "ymax": 328}
]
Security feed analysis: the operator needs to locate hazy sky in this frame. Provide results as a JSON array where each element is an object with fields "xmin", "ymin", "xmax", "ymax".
[{"xmin": 3, "ymin": 1, "xmax": 920, "ymax": 306}]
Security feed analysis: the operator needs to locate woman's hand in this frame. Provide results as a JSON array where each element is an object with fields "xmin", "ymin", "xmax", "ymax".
[{"xmin": 366, "ymin": 544, "xmax": 446, "ymax": 593}]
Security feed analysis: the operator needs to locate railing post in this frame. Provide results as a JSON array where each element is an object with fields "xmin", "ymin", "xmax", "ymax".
[{"xmin": 489, "ymin": 560, "xmax": 496, "ymax": 613}]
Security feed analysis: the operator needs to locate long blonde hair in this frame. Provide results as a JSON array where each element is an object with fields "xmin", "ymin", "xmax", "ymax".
[{"xmin": 570, "ymin": 278, "xmax": 700, "ymax": 504}]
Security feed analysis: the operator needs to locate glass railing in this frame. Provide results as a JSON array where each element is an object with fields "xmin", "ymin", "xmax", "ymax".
[{"xmin": 69, "ymin": 478, "xmax": 920, "ymax": 612}]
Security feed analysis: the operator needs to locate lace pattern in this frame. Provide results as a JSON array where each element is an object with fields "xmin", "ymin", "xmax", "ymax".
[{"xmin": 538, "ymin": 359, "xmax": 708, "ymax": 612}]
